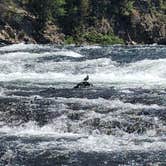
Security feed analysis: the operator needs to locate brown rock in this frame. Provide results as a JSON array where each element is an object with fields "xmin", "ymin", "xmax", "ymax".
[{"xmin": 41, "ymin": 21, "xmax": 64, "ymax": 44}]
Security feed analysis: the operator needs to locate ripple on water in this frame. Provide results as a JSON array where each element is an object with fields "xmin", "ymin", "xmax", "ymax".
[{"xmin": 0, "ymin": 44, "xmax": 166, "ymax": 165}]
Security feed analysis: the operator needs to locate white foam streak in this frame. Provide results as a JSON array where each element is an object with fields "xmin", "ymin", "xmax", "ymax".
[
  {"xmin": 74, "ymin": 135, "xmax": 166, "ymax": 152},
  {"xmin": 1, "ymin": 122, "xmax": 166, "ymax": 152},
  {"xmin": 56, "ymin": 97, "xmax": 165, "ymax": 110},
  {"xmin": 0, "ymin": 43, "xmax": 53, "ymax": 52},
  {"xmin": 89, "ymin": 59, "xmax": 166, "ymax": 85},
  {"xmin": 80, "ymin": 45, "xmax": 102, "ymax": 49},
  {"xmin": 0, "ymin": 72, "xmax": 68, "ymax": 82},
  {"xmin": 0, "ymin": 121, "xmax": 84, "ymax": 138},
  {"xmin": 54, "ymin": 50, "xmax": 83, "ymax": 57},
  {"xmin": 0, "ymin": 50, "xmax": 82, "ymax": 60}
]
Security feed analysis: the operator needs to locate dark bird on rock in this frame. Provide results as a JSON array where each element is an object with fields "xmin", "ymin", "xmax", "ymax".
[
  {"xmin": 73, "ymin": 75, "xmax": 93, "ymax": 89},
  {"xmin": 83, "ymin": 75, "xmax": 89, "ymax": 82}
]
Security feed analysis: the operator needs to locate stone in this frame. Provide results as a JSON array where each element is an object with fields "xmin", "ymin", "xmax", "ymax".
[{"xmin": 73, "ymin": 81, "xmax": 93, "ymax": 89}]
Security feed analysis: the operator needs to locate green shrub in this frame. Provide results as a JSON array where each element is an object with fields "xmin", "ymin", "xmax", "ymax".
[
  {"xmin": 159, "ymin": 0, "xmax": 166, "ymax": 11},
  {"xmin": 64, "ymin": 36, "xmax": 75, "ymax": 44},
  {"xmin": 82, "ymin": 32, "xmax": 124, "ymax": 45}
]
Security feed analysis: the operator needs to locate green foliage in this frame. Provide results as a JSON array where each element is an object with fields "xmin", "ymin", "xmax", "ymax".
[
  {"xmin": 28, "ymin": 0, "xmax": 66, "ymax": 28},
  {"xmin": 14, "ymin": 14, "xmax": 23, "ymax": 23},
  {"xmin": 64, "ymin": 36, "xmax": 75, "ymax": 44},
  {"xmin": 89, "ymin": 0, "xmax": 111, "ymax": 18},
  {"xmin": 64, "ymin": 32, "xmax": 124, "ymax": 45},
  {"xmin": 4, "ymin": 0, "xmax": 165, "ymax": 44},
  {"xmin": 123, "ymin": 1, "xmax": 135, "ymax": 16},
  {"xmin": 82, "ymin": 32, "xmax": 124, "ymax": 45},
  {"xmin": 159, "ymin": 0, "xmax": 166, "ymax": 11},
  {"xmin": 51, "ymin": 0, "xmax": 66, "ymax": 17},
  {"xmin": 79, "ymin": 0, "xmax": 89, "ymax": 17}
]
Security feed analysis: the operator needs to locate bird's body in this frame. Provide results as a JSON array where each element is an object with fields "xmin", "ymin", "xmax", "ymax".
[{"xmin": 83, "ymin": 75, "xmax": 89, "ymax": 82}]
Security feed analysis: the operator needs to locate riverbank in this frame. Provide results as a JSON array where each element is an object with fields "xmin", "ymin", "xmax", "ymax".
[{"xmin": 0, "ymin": 0, "xmax": 165, "ymax": 45}]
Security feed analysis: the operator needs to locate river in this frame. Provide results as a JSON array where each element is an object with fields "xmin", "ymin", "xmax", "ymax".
[{"xmin": 0, "ymin": 43, "xmax": 166, "ymax": 165}]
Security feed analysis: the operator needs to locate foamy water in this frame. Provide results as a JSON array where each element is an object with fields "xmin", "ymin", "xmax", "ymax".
[
  {"xmin": 0, "ymin": 44, "xmax": 166, "ymax": 165},
  {"xmin": 0, "ymin": 44, "xmax": 166, "ymax": 88}
]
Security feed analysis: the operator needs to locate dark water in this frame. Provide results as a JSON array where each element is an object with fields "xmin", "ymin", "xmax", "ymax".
[{"xmin": 0, "ymin": 44, "xmax": 166, "ymax": 165}]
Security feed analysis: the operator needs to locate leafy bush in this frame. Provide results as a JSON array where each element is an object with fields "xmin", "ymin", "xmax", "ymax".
[
  {"xmin": 82, "ymin": 32, "xmax": 124, "ymax": 45},
  {"xmin": 64, "ymin": 36, "xmax": 75, "ymax": 44}
]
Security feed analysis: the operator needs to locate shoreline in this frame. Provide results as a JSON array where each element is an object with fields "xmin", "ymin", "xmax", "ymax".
[{"xmin": 0, "ymin": 42, "xmax": 165, "ymax": 47}]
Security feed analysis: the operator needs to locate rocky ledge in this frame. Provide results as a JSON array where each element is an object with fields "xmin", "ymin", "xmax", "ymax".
[{"xmin": 0, "ymin": 2, "xmax": 64, "ymax": 44}]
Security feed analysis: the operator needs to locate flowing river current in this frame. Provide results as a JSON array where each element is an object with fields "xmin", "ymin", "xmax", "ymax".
[{"xmin": 0, "ymin": 43, "xmax": 166, "ymax": 165}]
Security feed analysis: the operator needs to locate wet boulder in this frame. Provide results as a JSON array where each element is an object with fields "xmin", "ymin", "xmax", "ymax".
[{"xmin": 73, "ymin": 81, "xmax": 93, "ymax": 89}]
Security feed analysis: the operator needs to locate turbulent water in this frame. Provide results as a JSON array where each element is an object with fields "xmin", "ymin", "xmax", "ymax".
[{"xmin": 0, "ymin": 43, "xmax": 166, "ymax": 165}]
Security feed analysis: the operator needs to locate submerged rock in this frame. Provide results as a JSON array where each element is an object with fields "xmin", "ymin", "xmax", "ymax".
[{"xmin": 73, "ymin": 81, "xmax": 93, "ymax": 89}]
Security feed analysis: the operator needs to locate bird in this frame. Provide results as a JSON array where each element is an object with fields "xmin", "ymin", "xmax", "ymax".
[{"xmin": 83, "ymin": 75, "xmax": 89, "ymax": 82}]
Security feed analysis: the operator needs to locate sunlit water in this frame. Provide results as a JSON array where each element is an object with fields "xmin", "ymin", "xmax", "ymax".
[{"xmin": 0, "ymin": 43, "xmax": 166, "ymax": 165}]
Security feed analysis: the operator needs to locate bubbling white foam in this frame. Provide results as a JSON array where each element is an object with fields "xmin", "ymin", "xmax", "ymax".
[
  {"xmin": 0, "ymin": 121, "xmax": 166, "ymax": 153},
  {"xmin": 0, "ymin": 43, "xmax": 54, "ymax": 52},
  {"xmin": 0, "ymin": 45, "xmax": 166, "ymax": 88}
]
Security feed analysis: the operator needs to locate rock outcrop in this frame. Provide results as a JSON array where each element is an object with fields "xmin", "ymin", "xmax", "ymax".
[
  {"xmin": 0, "ymin": 2, "xmax": 64, "ymax": 44},
  {"xmin": 128, "ymin": 10, "xmax": 166, "ymax": 44}
]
